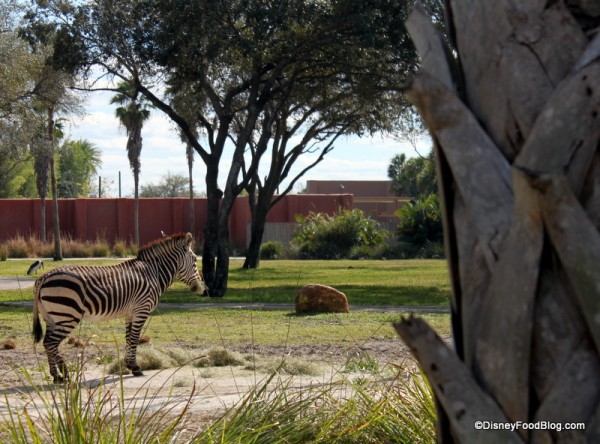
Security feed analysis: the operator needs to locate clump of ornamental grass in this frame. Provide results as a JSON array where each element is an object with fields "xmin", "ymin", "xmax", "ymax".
[
  {"xmin": 197, "ymin": 366, "xmax": 436, "ymax": 444},
  {"xmin": 3, "ymin": 235, "xmax": 30, "ymax": 258},
  {"xmin": 0, "ymin": 364, "xmax": 195, "ymax": 444},
  {"xmin": 243, "ymin": 355, "xmax": 321, "ymax": 376}
]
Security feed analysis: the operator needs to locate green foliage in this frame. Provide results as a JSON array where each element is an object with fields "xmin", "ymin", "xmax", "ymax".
[
  {"xmin": 139, "ymin": 172, "xmax": 195, "ymax": 197},
  {"xmin": 0, "ymin": 366, "xmax": 192, "ymax": 444},
  {"xmin": 395, "ymin": 194, "xmax": 444, "ymax": 258},
  {"xmin": 0, "ymin": 157, "xmax": 38, "ymax": 198},
  {"xmin": 291, "ymin": 209, "xmax": 388, "ymax": 259},
  {"xmin": 388, "ymin": 151, "xmax": 437, "ymax": 198},
  {"xmin": 57, "ymin": 139, "xmax": 102, "ymax": 198},
  {"xmin": 259, "ymin": 241, "xmax": 284, "ymax": 260},
  {"xmin": 200, "ymin": 367, "xmax": 436, "ymax": 444}
]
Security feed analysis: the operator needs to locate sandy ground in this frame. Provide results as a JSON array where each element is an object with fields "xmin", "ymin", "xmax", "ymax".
[{"xmin": 0, "ymin": 339, "xmax": 421, "ymax": 440}]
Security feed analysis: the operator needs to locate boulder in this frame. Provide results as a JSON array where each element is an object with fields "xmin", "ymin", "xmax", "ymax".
[{"xmin": 295, "ymin": 284, "xmax": 349, "ymax": 314}]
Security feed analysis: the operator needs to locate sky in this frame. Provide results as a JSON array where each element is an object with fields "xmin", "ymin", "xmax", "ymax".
[{"xmin": 66, "ymin": 89, "xmax": 431, "ymax": 198}]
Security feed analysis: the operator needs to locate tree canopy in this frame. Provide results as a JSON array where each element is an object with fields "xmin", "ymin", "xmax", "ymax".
[
  {"xmin": 388, "ymin": 151, "xmax": 437, "ymax": 198},
  {"xmin": 140, "ymin": 172, "xmax": 199, "ymax": 198},
  {"xmin": 27, "ymin": 0, "xmax": 421, "ymax": 295},
  {"xmin": 57, "ymin": 139, "xmax": 102, "ymax": 198}
]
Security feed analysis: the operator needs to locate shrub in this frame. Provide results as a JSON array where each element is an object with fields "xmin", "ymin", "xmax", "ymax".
[
  {"xmin": 61, "ymin": 236, "xmax": 91, "ymax": 258},
  {"xmin": 91, "ymin": 239, "xmax": 111, "ymax": 257},
  {"xmin": 260, "ymin": 241, "xmax": 284, "ymax": 260},
  {"xmin": 395, "ymin": 194, "xmax": 444, "ymax": 258},
  {"xmin": 291, "ymin": 209, "xmax": 387, "ymax": 259},
  {"xmin": 112, "ymin": 239, "xmax": 129, "ymax": 257},
  {"xmin": 4, "ymin": 235, "xmax": 30, "ymax": 258}
]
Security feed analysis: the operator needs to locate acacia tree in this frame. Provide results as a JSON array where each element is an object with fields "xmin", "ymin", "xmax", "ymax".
[
  {"xmin": 110, "ymin": 81, "xmax": 151, "ymax": 246},
  {"xmin": 395, "ymin": 2, "xmax": 600, "ymax": 443},
  {"xmin": 53, "ymin": 0, "xmax": 418, "ymax": 296}
]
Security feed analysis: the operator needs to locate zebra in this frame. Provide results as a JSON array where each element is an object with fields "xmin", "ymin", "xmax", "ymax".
[{"xmin": 32, "ymin": 232, "xmax": 206, "ymax": 383}]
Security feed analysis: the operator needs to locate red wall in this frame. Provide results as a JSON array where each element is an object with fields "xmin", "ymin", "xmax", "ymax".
[{"xmin": 0, "ymin": 195, "xmax": 352, "ymax": 247}]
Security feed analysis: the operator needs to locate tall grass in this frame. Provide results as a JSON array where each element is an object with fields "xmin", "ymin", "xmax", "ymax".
[
  {"xmin": 0, "ymin": 365, "xmax": 194, "ymax": 444},
  {"xmin": 0, "ymin": 356, "xmax": 435, "ymax": 443},
  {"xmin": 0, "ymin": 235, "xmax": 137, "ymax": 259},
  {"xmin": 197, "ymin": 366, "xmax": 436, "ymax": 443}
]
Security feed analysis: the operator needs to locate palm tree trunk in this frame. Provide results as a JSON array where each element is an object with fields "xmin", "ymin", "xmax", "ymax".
[
  {"xmin": 395, "ymin": 3, "xmax": 600, "ymax": 443},
  {"xmin": 133, "ymin": 173, "xmax": 139, "ymax": 246},
  {"xmin": 47, "ymin": 107, "xmax": 62, "ymax": 260},
  {"xmin": 39, "ymin": 198, "xmax": 47, "ymax": 243}
]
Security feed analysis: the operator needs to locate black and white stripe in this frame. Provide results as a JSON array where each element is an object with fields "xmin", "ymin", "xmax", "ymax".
[{"xmin": 32, "ymin": 232, "xmax": 205, "ymax": 382}]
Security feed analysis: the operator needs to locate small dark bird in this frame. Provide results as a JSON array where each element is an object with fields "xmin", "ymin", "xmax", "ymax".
[{"xmin": 27, "ymin": 260, "xmax": 44, "ymax": 275}]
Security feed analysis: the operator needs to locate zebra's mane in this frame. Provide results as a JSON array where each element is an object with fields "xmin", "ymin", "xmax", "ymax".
[{"xmin": 137, "ymin": 233, "xmax": 190, "ymax": 259}]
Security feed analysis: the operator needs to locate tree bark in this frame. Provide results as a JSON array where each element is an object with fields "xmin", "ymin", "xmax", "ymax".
[
  {"xmin": 243, "ymin": 188, "xmax": 269, "ymax": 269},
  {"xmin": 397, "ymin": 3, "xmax": 600, "ymax": 442},
  {"xmin": 48, "ymin": 107, "xmax": 62, "ymax": 261},
  {"xmin": 187, "ymin": 143, "xmax": 195, "ymax": 235}
]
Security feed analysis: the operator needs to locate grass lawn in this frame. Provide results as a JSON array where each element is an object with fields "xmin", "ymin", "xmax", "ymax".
[
  {"xmin": 0, "ymin": 258, "xmax": 451, "ymax": 349},
  {"xmin": 0, "ymin": 305, "xmax": 451, "ymax": 352},
  {"xmin": 0, "ymin": 258, "xmax": 451, "ymax": 306}
]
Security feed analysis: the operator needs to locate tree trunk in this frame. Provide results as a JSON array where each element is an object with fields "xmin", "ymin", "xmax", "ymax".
[
  {"xmin": 48, "ymin": 107, "xmax": 62, "ymax": 261},
  {"xmin": 40, "ymin": 198, "xmax": 47, "ymax": 243},
  {"xmin": 133, "ymin": 174, "xmax": 139, "ymax": 246},
  {"xmin": 243, "ymin": 183, "xmax": 273, "ymax": 269},
  {"xmin": 395, "ymin": 3, "xmax": 600, "ymax": 443},
  {"xmin": 188, "ymin": 151, "xmax": 195, "ymax": 236},
  {"xmin": 243, "ymin": 188, "xmax": 263, "ymax": 269},
  {"xmin": 202, "ymin": 157, "xmax": 221, "ymax": 294}
]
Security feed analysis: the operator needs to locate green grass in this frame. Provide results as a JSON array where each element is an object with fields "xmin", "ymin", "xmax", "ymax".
[
  {"xmin": 0, "ymin": 258, "xmax": 451, "ymax": 306},
  {"xmin": 0, "ymin": 259, "xmax": 445, "ymax": 443},
  {"xmin": 0, "ymin": 305, "xmax": 450, "ymax": 351}
]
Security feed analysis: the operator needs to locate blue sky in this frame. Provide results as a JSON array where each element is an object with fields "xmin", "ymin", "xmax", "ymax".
[{"xmin": 67, "ymin": 89, "xmax": 432, "ymax": 197}]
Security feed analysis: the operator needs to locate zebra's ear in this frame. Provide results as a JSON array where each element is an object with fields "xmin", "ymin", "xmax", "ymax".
[{"xmin": 185, "ymin": 232, "xmax": 193, "ymax": 245}]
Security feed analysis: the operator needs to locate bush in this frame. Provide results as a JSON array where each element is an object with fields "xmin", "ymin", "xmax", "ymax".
[
  {"xmin": 291, "ymin": 209, "xmax": 387, "ymax": 259},
  {"xmin": 91, "ymin": 240, "xmax": 111, "ymax": 257},
  {"xmin": 112, "ymin": 239, "xmax": 129, "ymax": 257},
  {"xmin": 260, "ymin": 241, "xmax": 284, "ymax": 260},
  {"xmin": 4, "ymin": 235, "xmax": 30, "ymax": 258},
  {"xmin": 395, "ymin": 194, "xmax": 444, "ymax": 258}
]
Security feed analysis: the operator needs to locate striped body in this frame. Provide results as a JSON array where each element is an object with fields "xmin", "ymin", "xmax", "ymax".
[{"xmin": 33, "ymin": 232, "xmax": 205, "ymax": 382}]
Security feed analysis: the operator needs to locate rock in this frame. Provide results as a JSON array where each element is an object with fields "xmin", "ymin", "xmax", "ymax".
[
  {"xmin": 295, "ymin": 284, "xmax": 349, "ymax": 314},
  {"xmin": 2, "ymin": 338, "xmax": 16, "ymax": 350}
]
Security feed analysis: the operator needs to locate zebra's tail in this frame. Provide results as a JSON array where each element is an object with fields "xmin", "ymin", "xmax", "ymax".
[{"xmin": 32, "ymin": 279, "xmax": 43, "ymax": 343}]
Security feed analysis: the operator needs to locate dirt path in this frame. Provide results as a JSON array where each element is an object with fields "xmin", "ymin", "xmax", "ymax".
[{"xmin": 0, "ymin": 339, "xmax": 422, "ymax": 439}]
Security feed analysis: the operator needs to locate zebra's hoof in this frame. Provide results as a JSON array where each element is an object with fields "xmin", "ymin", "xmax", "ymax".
[
  {"xmin": 53, "ymin": 376, "xmax": 66, "ymax": 384},
  {"xmin": 132, "ymin": 369, "xmax": 144, "ymax": 377}
]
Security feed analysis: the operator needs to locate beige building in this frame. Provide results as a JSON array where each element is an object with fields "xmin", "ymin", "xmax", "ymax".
[{"xmin": 306, "ymin": 180, "xmax": 411, "ymax": 224}]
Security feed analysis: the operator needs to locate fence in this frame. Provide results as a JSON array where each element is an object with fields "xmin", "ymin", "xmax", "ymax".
[{"xmin": 0, "ymin": 194, "xmax": 353, "ymax": 248}]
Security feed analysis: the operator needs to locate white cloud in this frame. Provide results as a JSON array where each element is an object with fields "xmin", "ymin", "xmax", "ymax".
[{"xmin": 67, "ymin": 89, "xmax": 432, "ymax": 197}]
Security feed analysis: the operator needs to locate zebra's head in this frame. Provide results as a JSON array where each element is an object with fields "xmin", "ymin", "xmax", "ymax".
[{"xmin": 176, "ymin": 233, "xmax": 206, "ymax": 295}]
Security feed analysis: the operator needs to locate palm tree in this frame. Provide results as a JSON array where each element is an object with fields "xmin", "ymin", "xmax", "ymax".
[
  {"xmin": 397, "ymin": 4, "xmax": 600, "ymax": 443},
  {"xmin": 58, "ymin": 139, "xmax": 102, "ymax": 197},
  {"xmin": 110, "ymin": 82, "xmax": 151, "ymax": 246}
]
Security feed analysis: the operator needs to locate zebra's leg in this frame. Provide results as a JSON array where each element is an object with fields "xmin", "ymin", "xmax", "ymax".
[
  {"xmin": 125, "ymin": 316, "xmax": 147, "ymax": 376},
  {"xmin": 43, "ymin": 326, "xmax": 71, "ymax": 383}
]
